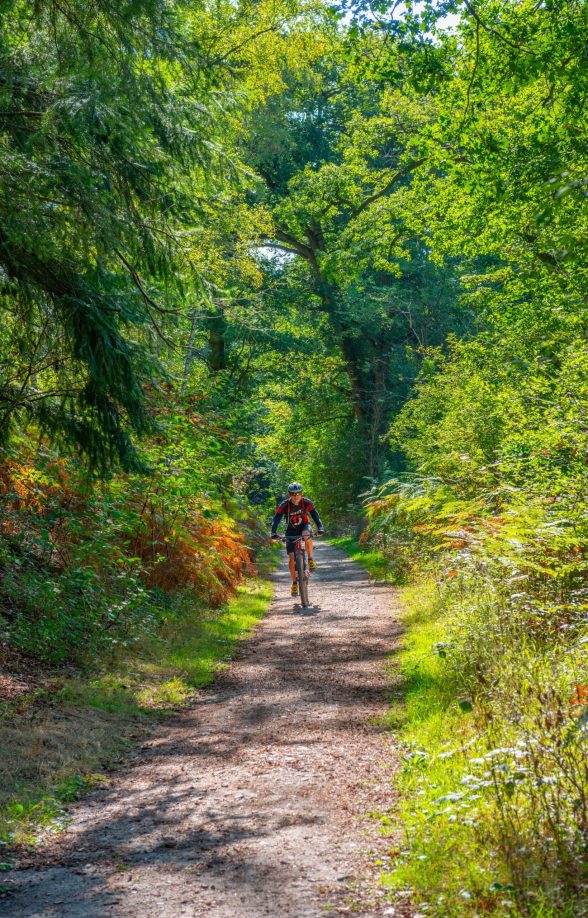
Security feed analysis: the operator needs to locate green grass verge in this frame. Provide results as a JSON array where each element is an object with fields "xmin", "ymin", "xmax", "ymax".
[
  {"xmin": 58, "ymin": 577, "xmax": 273, "ymax": 713},
  {"xmin": 329, "ymin": 536, "xmax": 397, "ymax": 582},
  {"xmin": 0, "ymin": 571, "xmax": 275, "ymax": 849},
  {"xmin": 380, "ymin": 578, "xmax": 507, "ymax": 916},
  {"xmin": 331, "ymin": 540, "xmax": 559, "ymax": 917}
]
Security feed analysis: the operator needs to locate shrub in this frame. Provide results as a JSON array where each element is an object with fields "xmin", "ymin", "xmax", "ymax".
[{"xmin": 0, "ymin": 439, "xmax": 260, "ymax": 662}]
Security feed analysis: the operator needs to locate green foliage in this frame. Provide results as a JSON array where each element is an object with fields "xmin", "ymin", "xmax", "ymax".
[
  {"xmin": 0, "ymin": 393, "xmax": 265, "ymax": 662},
  {"xmin": 359, "ymin": 337, "xmax": 588, "ymax": 909},
  {"xmin": 0, "ymin": 455, "xmax": 155, "ymax": 660},
  {"xmin": 0, "ymin": 0, "xmax": 317, "ymax": 469},
  {"xmin": 380, "ymin": 570, "xmax": 588, "ymax": 917},
  {"xmin": 0, "ymin": 0, "xmax": 237, "ymax": 468},
  {"xmin": 244, "ymin": 47, "xmax": 471, "ymax": 482},
  {"xmin": 362, "ymin": 369, "xmax": 588, "ymax": 911}
]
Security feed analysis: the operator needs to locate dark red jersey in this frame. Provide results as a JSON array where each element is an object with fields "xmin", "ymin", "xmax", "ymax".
[{"xmin": 271, "ymin": 497, "xmax": 323, "ymax": 534}]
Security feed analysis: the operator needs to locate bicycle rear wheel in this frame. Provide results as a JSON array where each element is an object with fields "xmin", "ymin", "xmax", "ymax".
[{"xmin": 296, "ymin": 553, "xmax": 309, "ymax": 608}]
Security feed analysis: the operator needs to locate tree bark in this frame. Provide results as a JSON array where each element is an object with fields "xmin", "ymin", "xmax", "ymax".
[
  {"xmin": 181, "ymin": 308, "xmax": 201, "ymax": 394},
  {"xmin": 207, "ymin": 306, "xmax": 227, "ymax": 372}
]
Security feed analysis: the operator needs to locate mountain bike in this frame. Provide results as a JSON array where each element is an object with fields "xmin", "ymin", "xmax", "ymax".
[{"xmin": 282, "ymin": 533, "xmax": 311, "ymax": 608}]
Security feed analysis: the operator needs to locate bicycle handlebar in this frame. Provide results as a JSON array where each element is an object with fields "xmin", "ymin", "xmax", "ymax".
[{"xmin": 273, "ymin": 530, "xmax": 324, "ymax": 542}]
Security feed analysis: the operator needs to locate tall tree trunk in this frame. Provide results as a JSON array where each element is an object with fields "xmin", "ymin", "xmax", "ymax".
[
  {"xmin": 312, "ymin": 272, "xmax": 365, "ymax": 421},
  {"xmin": 181, "ymin": 307, "xmax": 200, "ymax": 395},
  {"xmin": 207, "ymin": 305, "xmax": 227, "ymax": 372},
  {"xmin": 274, "ymin": 227, "xmax": 388, "ymax": 439}
]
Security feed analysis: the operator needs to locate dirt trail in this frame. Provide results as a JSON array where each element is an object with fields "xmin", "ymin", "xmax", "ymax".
[{"xmin": 2, "ymin": 542, "xmax": 406, "ymax": 917}]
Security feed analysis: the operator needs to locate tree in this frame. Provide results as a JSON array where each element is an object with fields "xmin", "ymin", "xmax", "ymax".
[
  {"xmin": 244, "ymin": 49, "xmax": 469, "ymax": 480},
  {"xmin": 0, "ymin": 0, "xmax": 316, "ymax": 471},
  {"xmin": 0, "ymin": 0, "xmax": 238, "ymax": 469}
]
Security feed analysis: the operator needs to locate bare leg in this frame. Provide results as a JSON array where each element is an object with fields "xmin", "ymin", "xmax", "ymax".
[
  {"xmin": 289, "ymin": 554, "xmax": 296, "ymax": 582},
  {"xmin": 305, "ymin": 536, "xmax": 314, "ymax": 561}
]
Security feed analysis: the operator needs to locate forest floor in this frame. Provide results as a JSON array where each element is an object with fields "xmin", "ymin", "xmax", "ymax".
[{"xmin": 1, "ymin": 542, "xmax": 408, "ymax": 917}]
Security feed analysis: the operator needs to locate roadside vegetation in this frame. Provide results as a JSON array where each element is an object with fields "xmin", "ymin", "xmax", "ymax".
[
  {"xmin": 355, "ymin": 509, "xmax": 588, "ymax": 915},
  {"xmin": 360, "ymin": 321, "xmax": 588, "ymax": 910},
  {"xmin": 338, "ymin": 527, "xmax": 588, "ymax": 913}
]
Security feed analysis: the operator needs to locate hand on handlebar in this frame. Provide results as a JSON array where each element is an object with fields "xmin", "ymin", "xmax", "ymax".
[{"xmin": 315, "ymin": 529, "xmax": 325, "ymax": 538}]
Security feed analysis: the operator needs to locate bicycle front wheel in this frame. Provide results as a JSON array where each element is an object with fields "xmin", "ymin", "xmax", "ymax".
[{"xmin": 296, "ymin": 553, "xmax": 309, "ymax": 608}]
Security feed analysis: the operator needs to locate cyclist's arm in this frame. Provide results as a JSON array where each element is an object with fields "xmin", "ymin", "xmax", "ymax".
[
  {"xmin": 270, "ymin": 501, "xmax": 286, "ymax": 536},
  {"xmin": 308, "ymin": 505, "xmax": 324, "ymax": 532}
]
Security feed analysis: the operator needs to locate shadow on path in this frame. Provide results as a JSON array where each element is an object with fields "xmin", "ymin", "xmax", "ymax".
[{"xmin": 1, "ymin": 541, "xmax": 404, "ymax": 918}]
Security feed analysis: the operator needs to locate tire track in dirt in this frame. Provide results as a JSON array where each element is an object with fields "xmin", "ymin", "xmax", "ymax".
[{"xmin": 2, "ymin": 541, "xmax": 407, "ymax": 917}]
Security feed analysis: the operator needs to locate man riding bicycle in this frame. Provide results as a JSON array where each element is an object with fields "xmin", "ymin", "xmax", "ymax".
[{"xmin": 271, "ymin": 482, "xmax": 325, "ymax": 596}]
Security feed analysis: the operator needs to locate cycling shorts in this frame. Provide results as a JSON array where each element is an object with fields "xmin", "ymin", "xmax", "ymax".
[{"xmin": 286, "ymin": 524, "xmax": 312, "ymax": 553}]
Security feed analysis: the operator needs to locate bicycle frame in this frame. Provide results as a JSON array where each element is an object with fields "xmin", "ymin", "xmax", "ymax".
[
  {"xmin": 281, "ymin": 532, "xmax": 311, "ymax": 606},
  {"xmin": 284, "ymin": 535, "xmax": 309, "ymax": 569}
]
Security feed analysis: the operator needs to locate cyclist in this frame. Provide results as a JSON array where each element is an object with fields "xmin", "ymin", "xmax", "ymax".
[{"xmin": 271, "ymin": 482, "xmax": 325, "ymax": 596}]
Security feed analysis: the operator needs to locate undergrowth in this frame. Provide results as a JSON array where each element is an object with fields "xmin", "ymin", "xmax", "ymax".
[
  {"xmin": 383, "ymin": 576, "xmax": 523, "ymax": 916},
  {"xmin": 0, "ymin": 440, "xmax": 261, "ymax": 663},
  {"xmin": 345, "ymin": 527, "xmax": 588, "ymax": 917}
]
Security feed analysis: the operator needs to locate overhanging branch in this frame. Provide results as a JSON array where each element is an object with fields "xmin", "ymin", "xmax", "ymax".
[{"xmin": 351, "ymin": 158, "xmax": 427, "ymax": 218}]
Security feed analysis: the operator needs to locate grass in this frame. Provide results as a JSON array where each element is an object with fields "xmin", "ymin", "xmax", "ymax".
[
  {"xmin": 383, "ymin": 577, "xmax": 584, "ymax": 918},
  {"xmin": 380, "ymin": 577, "xmax": 505, "ymax": 916},
  {"xmin": 331, "ymin": 539, "xmax": 550, "ymax": 917},
  {"xmin": 0, "ymin": 572, "xmax": 275, "ymax": 849},
  {"xmin": 329, "ymin": 536, "xmax": 398, "ymax": 582},
  {"xmin": 58, "ymin": 578, "xmax": 273, "ymax": 714}
]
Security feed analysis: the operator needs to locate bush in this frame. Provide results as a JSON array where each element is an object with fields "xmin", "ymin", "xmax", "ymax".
[
  {"xmin": 0, "ymin": 439, "xmax": 260, "ymax": 663},
  {"xmin": 360, "ymin": 329, "xmax": 588, "ymax": 912}
]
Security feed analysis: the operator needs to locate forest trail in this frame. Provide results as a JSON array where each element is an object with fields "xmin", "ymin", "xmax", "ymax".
[{"xmin": 2, "ymin": 543, "xmax": 405, "ymax": 917}]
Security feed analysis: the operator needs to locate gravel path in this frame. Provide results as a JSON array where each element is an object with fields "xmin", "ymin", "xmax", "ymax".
[{"xmin": 2, "ymin": 541, "xmax": 406, "ymax": 917}]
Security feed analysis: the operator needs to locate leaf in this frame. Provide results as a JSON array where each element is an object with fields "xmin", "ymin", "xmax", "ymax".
[
  {"xmin": 458, "ymin": 699, "xmax": 473, "ymax": 713},
  {"xmin": 569, "ymin": 685, "xmax": 588, "ymax": 706},
  {"xmin": 434, "ymin": 792, "xmax": 465, "ymax": 804}
]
